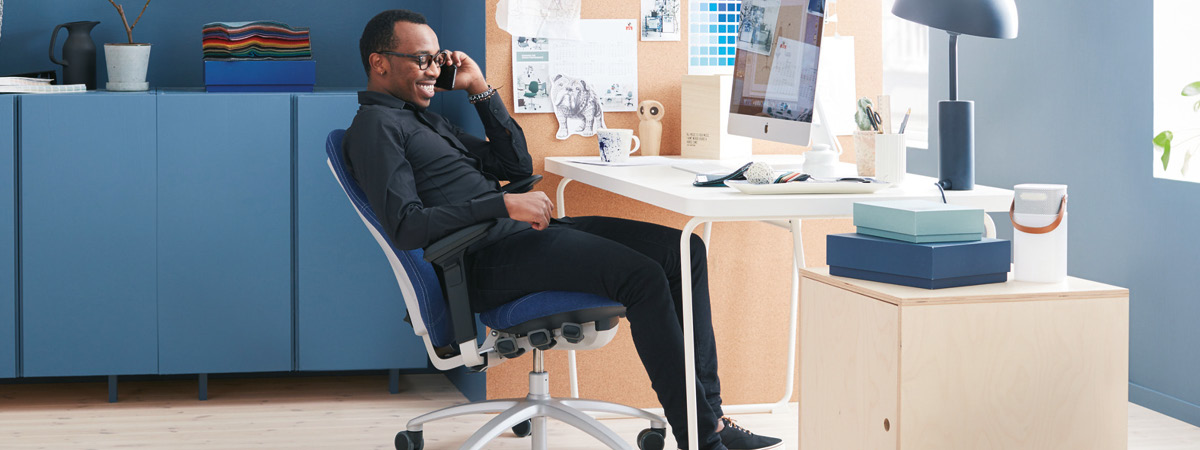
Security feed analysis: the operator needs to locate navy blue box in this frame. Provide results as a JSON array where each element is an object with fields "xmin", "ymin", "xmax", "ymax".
[
  {"xmin": 203, "ymin": 60, "xmax": 315, "ymax": 93},
  {"xmin": 826, "ymin": 233, "xmax": 1011, "ymax": 289}
]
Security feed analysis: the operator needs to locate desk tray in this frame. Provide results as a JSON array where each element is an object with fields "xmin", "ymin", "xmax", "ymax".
[{"xmin": 725, "ymin": 180, "xmax": 891, "ymax": 195}]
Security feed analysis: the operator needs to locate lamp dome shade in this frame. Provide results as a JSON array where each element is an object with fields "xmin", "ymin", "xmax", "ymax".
[{"xmin": 892, "ymin": 0, "xmax": 1018, "ymax": 39}]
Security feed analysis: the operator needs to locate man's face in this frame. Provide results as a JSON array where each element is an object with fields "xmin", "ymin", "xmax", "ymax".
[{"xmin": 377, "ymin": 21, "xmax": 441, "ymax": 109}]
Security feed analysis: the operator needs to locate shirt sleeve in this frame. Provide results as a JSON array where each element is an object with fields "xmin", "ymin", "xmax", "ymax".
[
  {"xmin": 452, "ymin": 93, "xmax": 534, "ymax": 181},
  {"xmin": 344, "ymin": 113, "xmax": 510, "ymax": 251}
]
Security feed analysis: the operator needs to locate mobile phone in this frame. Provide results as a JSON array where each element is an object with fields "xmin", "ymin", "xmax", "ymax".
[{"xmin": 435, "ymin": 64, "xmax": 456, "ymax": 90}]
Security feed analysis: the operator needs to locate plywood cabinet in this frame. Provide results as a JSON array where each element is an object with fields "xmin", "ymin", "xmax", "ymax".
[{"xmin": 799, "ymin": 267, "xmax": 1129, "ymax": 450}]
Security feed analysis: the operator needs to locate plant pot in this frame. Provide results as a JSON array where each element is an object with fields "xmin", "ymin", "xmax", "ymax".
[{"xmin": 104, "ymin": 43, "xmax": 151, "ymax": 91}]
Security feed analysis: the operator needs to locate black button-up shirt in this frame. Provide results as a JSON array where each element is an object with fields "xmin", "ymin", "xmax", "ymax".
[{"xmin": 343, "ymin": 90, "xmax": 533, "ymax": 251}]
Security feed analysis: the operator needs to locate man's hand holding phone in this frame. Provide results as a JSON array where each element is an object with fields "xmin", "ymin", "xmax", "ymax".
[{"xmin": 436, "ymin": 51, "xmax": 489, "ymax": 96}]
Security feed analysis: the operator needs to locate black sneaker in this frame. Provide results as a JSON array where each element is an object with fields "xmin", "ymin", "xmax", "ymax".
[{"xmin": 717, "ymin": 416, "xmax": 783, "ymax": 450}]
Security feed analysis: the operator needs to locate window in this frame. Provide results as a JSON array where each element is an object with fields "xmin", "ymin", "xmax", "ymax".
[
  {"xmin": 880, "ymin": 0, "xmax": 929, "ymax": 148},
  {"xmin": 1153, "ymin": 0, "xmax": 1200, "ymax": 183}
]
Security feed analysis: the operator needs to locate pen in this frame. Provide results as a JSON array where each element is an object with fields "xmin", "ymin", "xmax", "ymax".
[{"xmin": 898, "ymin": 108, "xmax": 912, "ymax": 134}]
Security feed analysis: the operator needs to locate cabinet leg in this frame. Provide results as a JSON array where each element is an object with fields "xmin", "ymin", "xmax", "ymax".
[
  {"xmin": 199, "ymin": 374, "xmax": 208, "ymax": 401},
  {"xmin": 108, "ymin": 375, "xmax": 118, "ymax": 403},
  {"xmin": 389, "ymin": 369, "xmax": 400, "ymax": 394}
]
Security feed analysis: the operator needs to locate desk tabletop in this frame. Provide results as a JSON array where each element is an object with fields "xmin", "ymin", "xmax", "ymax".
[{"xmin": 546, "ymin": 156, "xmax": 1015, "ymax": 219}]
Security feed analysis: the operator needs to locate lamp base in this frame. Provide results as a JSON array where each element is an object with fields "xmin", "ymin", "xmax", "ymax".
[{"xmin": 937, "ymin": 100, "xmax": 975, "ymax": 190}]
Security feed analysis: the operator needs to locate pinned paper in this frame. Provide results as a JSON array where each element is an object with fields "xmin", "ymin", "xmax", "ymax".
[
  {"xmin": 496, "ymin": 0, "xmax": 583, "ymax": 40},
  {"xmin": 640, "ymin": 0, "xmax": 681, "ymax": 41},
  {"xmin": 513, "ymin": 20, "xmax": 638, "ymax": 116}
]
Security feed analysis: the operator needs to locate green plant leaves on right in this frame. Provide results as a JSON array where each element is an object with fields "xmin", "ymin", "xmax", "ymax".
[
  {"xmin": 1183, "ymin": 82, "xmax": 1200, "ymax": 96},
  {"xmin": 1154, "ymin": 131, "xmax": 1174, "ymax": 170}
]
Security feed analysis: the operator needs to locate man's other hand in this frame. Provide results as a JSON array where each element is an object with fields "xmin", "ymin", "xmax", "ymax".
[{"xmin": 504, "ymin": 192, "xmax": 554, "ymax": 231}]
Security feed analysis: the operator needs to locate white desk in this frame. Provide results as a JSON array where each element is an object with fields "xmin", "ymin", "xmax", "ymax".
[{"xmin": 545, "ymin": 156, "xmax": 1014, "ymax": 450}]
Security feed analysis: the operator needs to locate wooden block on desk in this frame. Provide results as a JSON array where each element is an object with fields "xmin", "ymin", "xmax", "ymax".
[
  {"xmin": 681, "ymin": 75, "xmax": 752, "ymax": 160},
  {"xmin": 798, "ymin": 267, "xmax": 1129, "ymax": 450}
]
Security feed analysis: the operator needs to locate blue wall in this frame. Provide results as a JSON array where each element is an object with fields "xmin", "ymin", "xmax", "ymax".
[{"xmin": 914, "ymin": 0, "xmax": 1200, "ymax": 426}]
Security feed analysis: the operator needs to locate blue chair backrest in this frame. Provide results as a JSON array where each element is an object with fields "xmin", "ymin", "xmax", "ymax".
[{"xmin": 325, "ymin": 129, "xmax": 457, "ymax": 348}]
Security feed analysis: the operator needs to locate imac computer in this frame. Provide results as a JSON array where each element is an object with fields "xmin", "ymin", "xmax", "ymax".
[{"xmin": 727, "ymin": 0, "xmax": 829, "ymax": 147}]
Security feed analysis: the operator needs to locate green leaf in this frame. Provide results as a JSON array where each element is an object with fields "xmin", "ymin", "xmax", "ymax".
[
  {"xmin": 1194, "ymin": 99, "xmax": 1200, "ymax": 112},
  {"xmin": 1154, "ymin": 130, "xmax": 1174, "ymax": 170},
  {"xmin": 1183, "ymin": 81, "xmax": 1200, "ymax": 96}
]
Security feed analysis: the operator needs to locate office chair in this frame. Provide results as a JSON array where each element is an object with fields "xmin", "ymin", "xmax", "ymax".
[
  {"xmin": 524, "ymin": 80, "xmax": 540, "ymax": 98},
  {"xmin": 325, "ymin": 130, "xmax": 667, "ymax": 450}
]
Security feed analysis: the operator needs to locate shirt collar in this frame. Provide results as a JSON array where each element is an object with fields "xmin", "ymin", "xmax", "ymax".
[{"xmin": 358, "ymin": 90, "xmax": 422, "ymax": 112}]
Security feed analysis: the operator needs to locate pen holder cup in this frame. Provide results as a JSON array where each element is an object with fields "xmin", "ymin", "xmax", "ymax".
[
  {"xmin": 854, "ymin": 131, "xmax": 876, "ymax": 177},
  {"xmin": 874, "ymin": 133, "xmax": 906, "ymax": 184}
]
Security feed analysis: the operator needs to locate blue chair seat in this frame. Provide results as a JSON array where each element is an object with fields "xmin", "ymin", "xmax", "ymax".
[{"xmin": 480, "ymin": 291, "xmax": 624, "ymax": 334}]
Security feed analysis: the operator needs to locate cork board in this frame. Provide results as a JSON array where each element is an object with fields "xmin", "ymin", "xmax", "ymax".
[{"xmin": 484, "ymin": 0, "xmax": 881, "ymax": 408}]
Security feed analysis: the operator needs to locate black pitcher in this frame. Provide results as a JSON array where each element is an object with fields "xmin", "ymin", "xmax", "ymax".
[{"xmin": 49, "ymin": 21, "xmax": 100, "ymax": 90}]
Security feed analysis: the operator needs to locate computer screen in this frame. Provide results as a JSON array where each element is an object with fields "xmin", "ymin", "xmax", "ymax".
[{"xmin": 727, "ymin": 0, "xmax": 826, "ymax": 146}]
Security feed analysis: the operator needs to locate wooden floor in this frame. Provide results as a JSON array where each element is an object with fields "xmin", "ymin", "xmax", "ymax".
[{"xmin": 1, "ymin": 374, "xmax": 1198, "ymax": 449}]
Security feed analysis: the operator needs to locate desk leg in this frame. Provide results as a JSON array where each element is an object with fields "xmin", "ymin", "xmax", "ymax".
[
  {"xmin": 680, "ymin": 217, "xmax": 705, "ymax": 450},
  {"xmin": 702, "ymin": 223, "xmax": 712, "ymax": 254},
  {"xmin": 722, "ymin": 218, "xmax": 803, "ymax": 415},
  {"xmin": 555, "ymin": 178, "xmax": 572, "ymax": 219},
  {"xmin": 557, "ymin": 177, "xmax": 583, "ymax": 399}
]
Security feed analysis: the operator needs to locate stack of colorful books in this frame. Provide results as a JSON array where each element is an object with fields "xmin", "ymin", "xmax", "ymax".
[
  {"xmin": 202, "ymin": 20, "xmax": 315, "ymax": 92},
  {"xmin": 826, "ymin": 200, "xmax": 1011, "ymax": 289}
]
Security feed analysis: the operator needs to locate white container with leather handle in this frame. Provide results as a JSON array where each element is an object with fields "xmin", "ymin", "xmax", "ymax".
[{"xmin": 1011, "ymin": 184, "xmax": 1068, "ymax": 283}]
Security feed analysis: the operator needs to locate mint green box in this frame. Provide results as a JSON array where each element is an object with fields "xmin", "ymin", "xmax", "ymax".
[{"xmin": 853, "ymin": 200, "xmax": 985, "ymax": 243}]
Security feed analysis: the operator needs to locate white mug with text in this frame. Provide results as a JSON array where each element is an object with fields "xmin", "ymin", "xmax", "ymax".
[{"xmin": 597, "ymin": 128, "xmax": 641, "ymax": 163}]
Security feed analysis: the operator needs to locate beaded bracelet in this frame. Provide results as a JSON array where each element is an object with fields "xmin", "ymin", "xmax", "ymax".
[{"xmin": 468, "ymin": 86, "xmax": 496, "ymax": 104}]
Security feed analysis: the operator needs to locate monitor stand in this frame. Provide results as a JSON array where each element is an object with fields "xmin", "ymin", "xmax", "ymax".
[{"xmin": 811, "ymin": 93, "xmax": 845, "ymax": 155}]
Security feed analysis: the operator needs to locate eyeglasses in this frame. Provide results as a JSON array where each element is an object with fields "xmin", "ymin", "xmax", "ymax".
[{"xmin": 376, "ymin": 49, "xmax": 450, "ymax": 70}]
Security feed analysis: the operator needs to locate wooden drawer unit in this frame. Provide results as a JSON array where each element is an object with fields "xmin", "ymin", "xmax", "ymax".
[{"xmin": 799, "ymin": 267, "xmax": 1128, "ymax": 450}]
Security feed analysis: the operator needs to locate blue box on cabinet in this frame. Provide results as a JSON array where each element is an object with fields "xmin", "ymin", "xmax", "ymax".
[
  {"xmin": 826, "ymin": 233, "xmax": 1011, "ymax": 289},
  {"xmin": 204, "ymin": 60, "xmax": 315, "ymax": 92}
]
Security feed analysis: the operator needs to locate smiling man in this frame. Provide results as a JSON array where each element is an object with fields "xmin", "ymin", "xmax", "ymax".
[{"xmin": 341, "ymin": 10, "xmax": 783, "ymax": 450}]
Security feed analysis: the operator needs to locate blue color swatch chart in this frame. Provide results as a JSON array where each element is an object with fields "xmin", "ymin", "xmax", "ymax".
[{"xmin": 689, "ymin": 0, "xmax": 740, "ymax": 75}]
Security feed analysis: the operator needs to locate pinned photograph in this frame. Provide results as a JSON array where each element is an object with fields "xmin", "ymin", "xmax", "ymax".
[
  {"xmin": 515, "ymin": 64, "xmax": 552, "ymax": 113},
  {"xmin": 738, "ymin": 0, "xmax": 781, "ymax": 56},
  {"xmin": 640, "ymin": 0, "xmax": 681, "ymax": 41},
  {"xmin": 550, "ymin": 74, "xmax": 608, "ymax": 139}
]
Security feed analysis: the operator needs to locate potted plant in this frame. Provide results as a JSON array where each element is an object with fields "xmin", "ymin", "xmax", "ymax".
[{"xmin": 104, "ymin": 0, "xmax": 152, "ymax": 91}]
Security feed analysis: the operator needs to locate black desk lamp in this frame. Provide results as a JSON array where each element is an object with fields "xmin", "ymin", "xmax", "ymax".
[{"xmin": 892, "ymin": 0, "xmax": 1019, "ymax": 190}]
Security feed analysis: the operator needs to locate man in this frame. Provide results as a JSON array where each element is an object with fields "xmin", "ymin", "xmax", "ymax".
[{"xmin": 343, "ymin": 10, "xmax": 783, "ymax": 450}]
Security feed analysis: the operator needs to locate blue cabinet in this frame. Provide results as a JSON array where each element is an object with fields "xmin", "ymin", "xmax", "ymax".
[
  {"xmin": 0, "ymin": 96, "xmax": 15, "ymax": 378},
  {"xmin": 156, "ymin": 92, "xmax": 293, "ymax": 374},
  {"xmin": 20, "ymin": 93, "xmax": 158, "ymax": 377},
  {"xmin": 294, "ymin": 93, "xmax": 427, "ymax": 371}
]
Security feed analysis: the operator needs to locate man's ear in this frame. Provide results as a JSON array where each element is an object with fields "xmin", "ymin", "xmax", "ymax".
[{"xmin": 369, "ymin": 53, "xmax": 390, "ymax": 77}]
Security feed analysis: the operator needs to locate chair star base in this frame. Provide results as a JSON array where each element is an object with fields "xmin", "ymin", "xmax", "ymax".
[{"xmin": 398, "ymin": 351, "xmax": 667, "ymax": 450}]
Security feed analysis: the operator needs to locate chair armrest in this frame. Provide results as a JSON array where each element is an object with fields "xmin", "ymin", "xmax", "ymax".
[
  {"xmin": 424, "ymin": 222, "xmax": 491, "ymax": 265},
  {"xmin": 423, "ymin": 222, "xmax": 493, "ymax": 359},
  {"xmin": 500, "ymin": 174, "xmax": 543, "ymax": 194}
]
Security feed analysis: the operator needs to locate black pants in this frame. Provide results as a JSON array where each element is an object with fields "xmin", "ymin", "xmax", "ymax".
[{"xmin": 467, "ymin": 216, "xmax": 726, "ymax": 450}]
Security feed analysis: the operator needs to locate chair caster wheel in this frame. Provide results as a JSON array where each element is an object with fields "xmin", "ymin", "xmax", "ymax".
[
  {"xmin": 395, "ymin": 430, "xmax": 424, "ymax": 450},
  {"xmin": 637, "ymin": 427, "xmax": 666, "ymax": 450},
  {"xmin": 512, "ymin": 419, "xmax": 533, "ymax": 437}
]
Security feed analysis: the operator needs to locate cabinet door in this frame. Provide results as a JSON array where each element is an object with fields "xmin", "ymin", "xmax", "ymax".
[
  {"xmin": 294, "ymin": 94, "xmax": 427, "ymax": 371},
  {"xmin": 799, "ymin": 278, "xmax": 899, "ymax": 450},
  {"xmin": 156, "ymin": 93, "xmax": 293, "ymax": 374},
  {"xmin": 0, "ymin": 96, "xmax": 14, "ymax": 378},
  {"xmin": 20, "ymin": 93, "xmax": 158, "ymax": 377}
]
